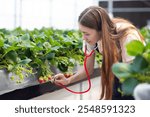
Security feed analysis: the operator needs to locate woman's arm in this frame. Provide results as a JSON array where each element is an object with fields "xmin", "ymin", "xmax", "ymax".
[{"xmin": 69, "ymin": 52, "xmax": 95, "ymax": 83}]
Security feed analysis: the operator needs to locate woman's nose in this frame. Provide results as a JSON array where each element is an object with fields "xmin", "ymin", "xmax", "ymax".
[{"xmin": 83, "ymin": 35, "xmax": 87, "ymax": 40}]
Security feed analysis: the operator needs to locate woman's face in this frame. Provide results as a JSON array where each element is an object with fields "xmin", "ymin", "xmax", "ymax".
[{"xmin": 79, "ymin": 24, "xmax": 101, "ymax": 45}]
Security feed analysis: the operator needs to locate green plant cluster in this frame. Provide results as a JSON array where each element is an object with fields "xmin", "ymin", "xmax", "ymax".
[
  {"xmin": 0, "ymin": 27, "xmax": 84, "ymax": 83},
  {"xmin": 112, "ymin": 27, "xmax": 150, "ymax": 96}
]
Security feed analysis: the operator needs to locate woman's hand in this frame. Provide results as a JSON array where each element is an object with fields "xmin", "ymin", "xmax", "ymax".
[{"xmin": 53, "ymin": 73, "xmax": 71, "ymax": 86}]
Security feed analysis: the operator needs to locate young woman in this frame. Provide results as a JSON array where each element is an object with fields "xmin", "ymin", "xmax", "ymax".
[{"xmin": 53, "ymin": 6, "xmax": 144, "ymax": 100}]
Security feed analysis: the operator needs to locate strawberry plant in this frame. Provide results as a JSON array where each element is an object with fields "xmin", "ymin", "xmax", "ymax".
[
  {"xmin": 0, "ymin": 32, "xmax": 34, "ymax": 83},
  {"xmin": 0, "ymin": 27, "xmax": 84, "ymax": 84}
]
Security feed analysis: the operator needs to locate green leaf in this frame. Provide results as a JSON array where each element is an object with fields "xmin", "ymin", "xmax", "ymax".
[
  {"xmin": 0, "ymin": 36, "xmax": 4, "ymax": 47},
  {"xmin": 33, "ymin": 58, "xmax": 43, "ymax": 65},
  {"xmin": 51, "ymin": 46, "xmax": 60, "ymax": 51},
  {"xmin": 112, "ymin": 63, "xmax": 133, "ymax": 78},
  {"xmin": 126, "ymin": 40, "xmax": 145, "ymax": 56},
  {"xmin": 145, "ymin": 43, "xmax": 150, "ymax": 51},
  {"xmin": 122, "ymin": 78, "xmax": 139, "ymax": 95},
  {"xmin": 21, "ymin": 33, "xmax": 30, "ymax": 40},
  {"xmin": 143, "ymin": 52, "xmax": 150, "ymax": 64},
  {"xmin": 57, "ymin": 60, "xmax": 68, "ymax": 72},
  {"xmin": 7, "ymin": 64, "xmax": 14, "ymax": 71},
  {"xmin": 5, "ymin": 50, "xmax": 18, "ymax": 63},
  {"xmin": 24, "ymin": 49, "xmax": 32, "ymax": 58},
  {"xmin": 46, "ymin": 53, "xmax": 55, "ymax": 60},
  {"xmin": 43, "ymin": 42, "xmax": 51, "ymax": 50},
  {"xmin": 131, "ymin": 55, "xmax": 149, "ymax": 72},
  {"xmin": 19, "ymin": 58, "xmax": 32, "ymax": 64},
  {"xmin": 3, "ymin": 45, "xmax": 19, "ymax": 57}
]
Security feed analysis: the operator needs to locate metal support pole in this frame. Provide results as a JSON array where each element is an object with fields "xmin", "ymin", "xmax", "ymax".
[
  {"xmin": 14, "ymin": 0, "xmax": 17, "ymax": 28},
  {"xmin": 108, "ymin": 0, "xmax": 113, "ymax": 18},
  {"xmin": 79, "ymin": 82, "xmax": 83, "ymax": 100}
]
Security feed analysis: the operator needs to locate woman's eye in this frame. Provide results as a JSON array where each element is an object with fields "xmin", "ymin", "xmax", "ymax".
[{"xmin": 85, "ymin": 34, "xmax": 90, "ymax": 36}]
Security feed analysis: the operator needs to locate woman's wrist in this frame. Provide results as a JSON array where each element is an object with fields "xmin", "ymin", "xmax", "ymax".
[{"xmin": 67, "ymin": 75, "xmax": 75, "ymax": 84}]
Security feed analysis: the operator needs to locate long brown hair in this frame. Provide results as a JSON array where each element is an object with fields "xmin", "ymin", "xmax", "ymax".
[{"xmin": 78, "ymin": 6, "xmax": 144, "ymax": 100}]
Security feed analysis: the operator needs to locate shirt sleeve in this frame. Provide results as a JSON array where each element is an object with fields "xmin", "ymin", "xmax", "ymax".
[{"xmin": 121, "ymin": 31, "xmax": 141, "ymax": 63}]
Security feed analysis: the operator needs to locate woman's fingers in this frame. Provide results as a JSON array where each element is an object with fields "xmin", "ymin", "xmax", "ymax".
[
  {"xmin": 54, "ymin": 73, "xmax": 64, "ymax": 80},
  {"xmin": 52, "ymin": 73, "xmax": 70, "ymax": 85},
  {"xmin": 53, "ymin": 73, "xmax": 64, "ymax": 83}
]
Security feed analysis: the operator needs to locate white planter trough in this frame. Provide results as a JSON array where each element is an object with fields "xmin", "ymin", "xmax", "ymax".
[{"xmin": 0, "ymin": 70, "xmax": 38, "ymax": 95}]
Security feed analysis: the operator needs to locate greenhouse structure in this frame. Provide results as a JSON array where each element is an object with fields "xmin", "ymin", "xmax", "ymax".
[{"xmin": 0, "ymin": 0, "xmax": 150, "ymax": 102}]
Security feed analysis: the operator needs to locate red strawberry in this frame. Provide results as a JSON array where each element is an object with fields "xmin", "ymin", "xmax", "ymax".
[
  {"xmin": 64, "ymin": 73, "xmax": 73, "ymax": 78},
  {"xmin": 38, "ymin": 76, "xmax": 45, "ymax": 84},
  {"xmin": 47, "ymin": 74, "xmax": 52, "ymax": 80},
  {"xmin": 43, "ymin": 76, "xmax": 48, "ymax": 82}
]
